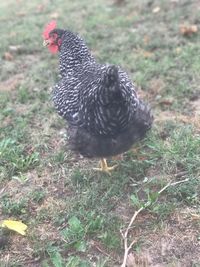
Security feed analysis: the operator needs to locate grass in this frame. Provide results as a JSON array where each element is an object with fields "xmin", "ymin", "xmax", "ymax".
[{"xmin": 0, "ymin": 0, "xmax": 200, "ymax": 266}]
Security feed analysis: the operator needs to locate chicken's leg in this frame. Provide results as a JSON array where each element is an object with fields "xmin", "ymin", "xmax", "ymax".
[{"xmin": 93, "ymin": 158, "xmax": 117, "ymax": 175}]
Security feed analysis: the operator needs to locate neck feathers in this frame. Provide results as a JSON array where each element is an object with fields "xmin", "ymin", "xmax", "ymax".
[{"xmin": 59, "ymin": 30, "xmax": 95, "ymax": 77}]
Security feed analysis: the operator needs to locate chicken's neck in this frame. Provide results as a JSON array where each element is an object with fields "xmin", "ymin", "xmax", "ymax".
[{"xmin": 59, "ymin": 30, "xmax": 96, "ymax": 77}]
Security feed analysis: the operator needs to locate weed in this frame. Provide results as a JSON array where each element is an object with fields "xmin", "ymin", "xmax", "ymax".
[
  {"xmin": 30, "ymin": 189, "xmax": 46, "ymax": 204},
  {"xmin": 17, "ymin": 86, "xmax": 31, "ymax": 104},
  {"xmin": 46, "ymin": 246, "xmax": 63, "ymax": 267},
  {"xmin": 1, "ymin": 195, "xmax": 29, "ymax": 216},
  {"xmin": 0, "ymin": 137, "xmax": 39, "ymax": 180},
  {"xmin": 65, "ymin": 256, "xmax": 90, "ymax": 267}
]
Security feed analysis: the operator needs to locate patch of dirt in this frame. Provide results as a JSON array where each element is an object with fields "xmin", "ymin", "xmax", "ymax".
[
  {"xmin": 0, "ymin": 223, "xmax": 61, "ymax": 267},
  {"xmin": 154, "ymin": 110, "xmax": 187, "ymax": 123},
  {"xmin": 127, "ymin": 252, "xmax": 151, "ymax": 267},
  {"xmin": 1, "ymin": 116, "xmax": 12, "ymax": 128},
  {"xmin": 14, "ymin": 103, "xmax": 34, "ymax": 115},
  {"xmin": 4, "ymin": 166, "xmax": 73, "ymax": 201},
  {"xmin": 191, "ymin": 98, "xmax": 200, "ymax": 116},
  {"xmin": 0, "ymin": 168, "xmax": 72, "ymax": 266},
  {"xmin": 32, "ymin": 222, "xmax": 61, "ymax": 242},
  {"xmin": 2, "ymin": 170, "xmax": 38, "ymax": 198},
  {"xmin": 155, "ymin": 110, "xmax": 200, "ymax": 131},
  {"xmin": 130, "ymin": 210, "xmax": 200, "ymax": 267},
  {"xmin": 148, "ymin": 78, "xmax": 166, "ymax": 97},
  {"xmin": 114, "ymin": 200, "xmax": 133, "ymax": 222},
  {"xmin": 0, "ymin": 73, "xmax": 24, "ymax": 92}
]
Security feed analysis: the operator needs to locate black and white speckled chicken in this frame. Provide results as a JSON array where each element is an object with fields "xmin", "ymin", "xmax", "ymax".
[{"xmin": 43, "ymin": 21, "xmax": 153, "ymax": 174}]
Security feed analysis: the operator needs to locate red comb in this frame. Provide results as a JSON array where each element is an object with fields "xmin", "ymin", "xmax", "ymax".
[{"xmin": 43, "ymin": 20, "xmax": 57, "ymax": 39}]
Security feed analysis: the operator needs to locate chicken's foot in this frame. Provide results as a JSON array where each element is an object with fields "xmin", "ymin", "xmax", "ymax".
[{"xmin": 93, "ymin": 158, "xmax": 117, "ymax": 175}]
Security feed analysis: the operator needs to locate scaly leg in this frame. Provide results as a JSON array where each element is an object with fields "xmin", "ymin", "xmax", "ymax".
[{"xmin": 93, "ymin": 158, "xmax": 118, "ymax": 175}]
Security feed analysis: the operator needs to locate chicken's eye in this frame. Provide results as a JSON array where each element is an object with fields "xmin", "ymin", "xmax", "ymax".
[{"xmin": 49, "ymin": 33, "xmax": 57, "ymax": 40}]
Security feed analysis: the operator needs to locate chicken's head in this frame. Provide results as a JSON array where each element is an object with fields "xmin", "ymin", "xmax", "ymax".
[{"xmin": 43, "ymin": 21, "xmax": 64, "ymax": 53}]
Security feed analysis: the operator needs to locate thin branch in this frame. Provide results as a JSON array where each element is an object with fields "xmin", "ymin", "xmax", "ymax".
[
  {"xmin": 0, "ymin": 187, "xmax": 6, "ymax": 197},
  {"xmin": 158, "ymin": 178, "xmax": 189, "ymax": 194},
  {"xmin": 121, "ymin": 178, "xmax": 189, "ymax": 267}
]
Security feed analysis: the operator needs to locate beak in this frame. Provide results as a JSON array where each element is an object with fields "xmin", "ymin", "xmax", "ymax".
[{"xmin": 43, "ymin": 40, "xmax": 50, "ymax": 47}]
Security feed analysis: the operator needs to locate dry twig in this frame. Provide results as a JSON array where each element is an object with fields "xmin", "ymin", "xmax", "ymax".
[{"xmin": 121, "ymin": 178, "xmax": 189, "ymax": 267}]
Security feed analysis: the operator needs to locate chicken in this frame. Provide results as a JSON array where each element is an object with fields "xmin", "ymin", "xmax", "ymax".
[{"xmin": 43, "ymin": 21, "xmax": 153, "ymax": 174}]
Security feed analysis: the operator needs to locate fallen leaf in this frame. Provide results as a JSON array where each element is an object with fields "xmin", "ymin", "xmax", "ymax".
[
  {"xmin": 16, "ymin": 11, "xmax": 26, "ymax": 17},
  {"xmin": 137, "ymin": 49, "xmax": 154, "ymax": 59},
  {"xmin": 112, "ymin": 154, "xmax": 123, "ymax": 160},
  {"xmin": 1, "ymin": 220, "xmax": 28, "ymax": 236},
  {"xmin": 50, "ymin": 12, "xmax": 59, "ymax": 19},
  {"xmin": 9, "ymin": 45, "xmax": 23, "ymax": 52},
  {"xmin": 159, "ymin": 97, "xmax": 174, "ymax": 106},
  {"xmin": 3, "ymin": 52, "xmax": 14, "ymax": 61},
  {"xmin": 190, "ymin": 213, "xmax": 200, "ymax": 220},
  {"xmin": 152, "ymin": 6, "xmax": 160, "ymax": 13},
  {"xmin": 138, "ymin": 156, "xmax": 148, "ymax": 160},
  {"xmin": 180, "ymin": 24, "xmax": 198, "ymax": 36},
  {"xmin": 142, "ymin": 50, "xmax": 153, "ymax": 58},
  {"xmin": 176, "ymin": 47, "xmax": 182, "ymax": 54}
]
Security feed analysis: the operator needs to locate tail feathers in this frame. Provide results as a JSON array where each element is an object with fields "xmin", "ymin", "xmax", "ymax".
[
  {"xmin": 136, "ymin": 100, "xmax": 153, "ymax": 131},
  {"xmin": 101, "ymin": 65, "xmax": 124, "ymax": 104},
  {"xmin": 104, "ymin": 65, "xmax": 119, "ymax": 87}
]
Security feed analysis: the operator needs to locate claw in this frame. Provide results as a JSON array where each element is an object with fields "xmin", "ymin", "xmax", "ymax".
[{"xmin": 93, "ymin": 158, "xmax": 118, "ymax": 175}]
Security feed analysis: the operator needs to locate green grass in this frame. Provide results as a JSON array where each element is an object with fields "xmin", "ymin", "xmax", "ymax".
[{"xmin": 0, "ymin": 0, "xmax": 200, "ymax": 266}]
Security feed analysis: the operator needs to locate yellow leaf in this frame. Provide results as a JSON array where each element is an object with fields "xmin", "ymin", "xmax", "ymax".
[
  {"xmin": 180, "ymin": 24, "xmax": 198, "ymax": 36},
  {"xmin": 1, "ymin": 220, "xmax": 28, "ymax": 236},
  {"xmin": 152, "ymin": 6, "xmax": 160, "ymax": 13}
]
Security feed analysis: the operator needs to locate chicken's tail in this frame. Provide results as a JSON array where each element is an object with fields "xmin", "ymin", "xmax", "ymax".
[
  {"xmin": 104, "ymin": 65, "xmax": 119, "ymax": 85},
  {"xmin": 135, "ymin": 100, "xmax": 153, "ymax": 135},
  {"xmin": 101, "ymin": 65, "xmax": 124, "ymax": 104}
]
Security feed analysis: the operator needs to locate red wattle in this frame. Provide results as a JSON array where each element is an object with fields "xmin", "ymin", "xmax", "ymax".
[{"xmin": 48, "ymin": 44, "xmax": 59, "ymax": 54}]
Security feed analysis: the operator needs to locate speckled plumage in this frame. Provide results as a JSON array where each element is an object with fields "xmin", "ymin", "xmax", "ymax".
[{"xmin": 50, "ymin": 28, "xmax": 153, "ymax": 158}]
